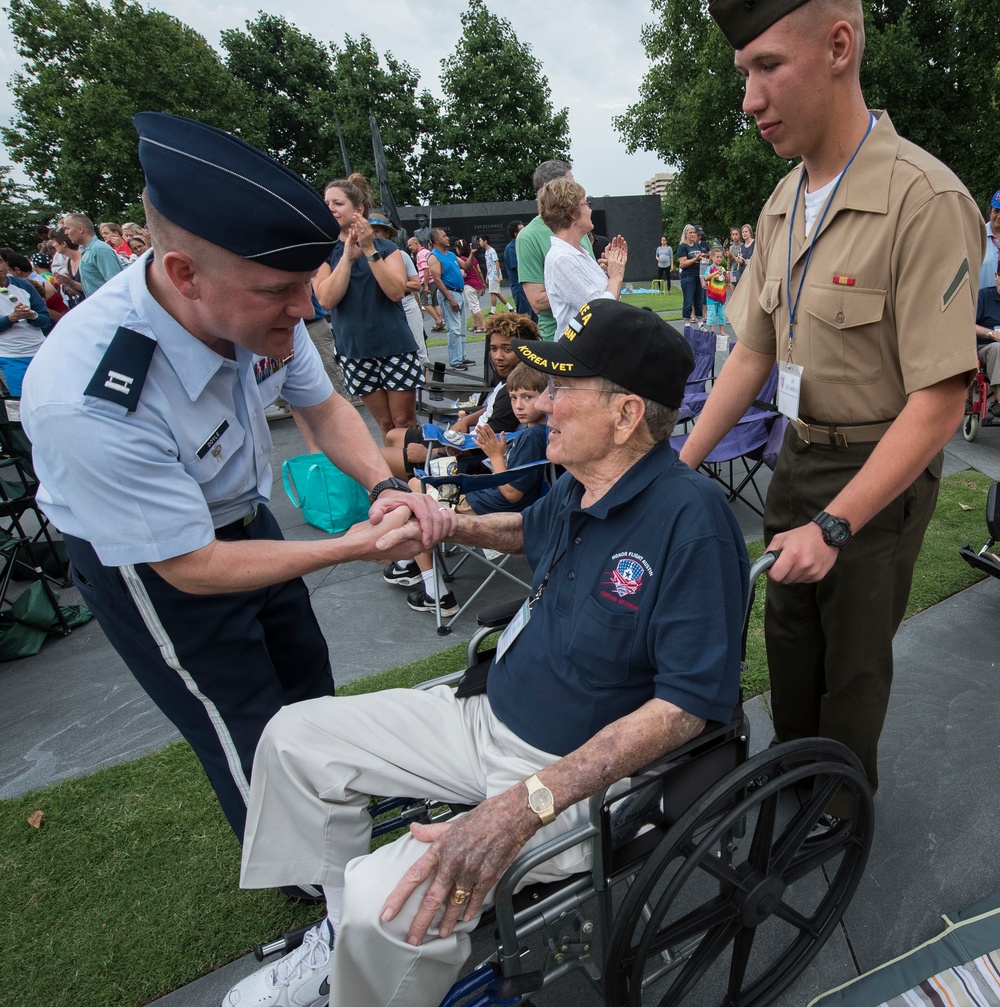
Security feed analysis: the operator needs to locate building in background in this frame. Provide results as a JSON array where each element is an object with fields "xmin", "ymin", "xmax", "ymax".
[{"xmin": 644, "ymin": 172, "xmax": 676, "ymax": 197}]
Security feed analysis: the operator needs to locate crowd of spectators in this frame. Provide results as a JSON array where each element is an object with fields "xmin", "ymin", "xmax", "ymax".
[{"xmin": 0, "ymin": 214, "xmax": 156, "ymax": 393}]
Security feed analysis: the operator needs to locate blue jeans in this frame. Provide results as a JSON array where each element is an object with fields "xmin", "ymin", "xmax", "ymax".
[
  {"xmin": 441, "ymin": 289, "xmax": 466, "ymax": 365},
  {"xmin": 680, "ymin": 272, "xmax": 704, "ymax": 320}
]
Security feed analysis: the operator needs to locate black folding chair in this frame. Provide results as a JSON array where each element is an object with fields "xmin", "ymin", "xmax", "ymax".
[{"xmin": 0, "ymin": 397, "xmax": 71, "ymax": 590}]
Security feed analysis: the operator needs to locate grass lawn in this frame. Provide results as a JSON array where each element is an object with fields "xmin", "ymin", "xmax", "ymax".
[
  {"xmin": 3, "ymin": 470, "xmax": 994, "ymax": 1007},
  {"xmin": 423, "ymin": 288, "xmax": 686, "ymax": 348}
]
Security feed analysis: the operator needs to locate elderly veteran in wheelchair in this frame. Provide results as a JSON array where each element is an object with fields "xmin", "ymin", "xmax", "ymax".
[{"xmin": 226, "ymin": 299, "xmax": 750, "ymax": 1007}]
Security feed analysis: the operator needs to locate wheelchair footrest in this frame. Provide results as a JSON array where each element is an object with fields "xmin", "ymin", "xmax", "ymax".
[
  {"xmin": 496, "ymin": 971, "xmax": 545, "ymax": 998},
  {"xmin": 959, "ymin": 543, "xmax": 1000, "ymax": 579}
]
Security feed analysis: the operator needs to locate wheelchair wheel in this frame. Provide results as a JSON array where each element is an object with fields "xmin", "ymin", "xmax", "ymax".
[
  {"xmin": 963, "ymin": 413, "xmax": 980, "ymax": 442},
  {"xmin": 604, "ymin": 738, "xmax": 873, "ymax": 1007}
]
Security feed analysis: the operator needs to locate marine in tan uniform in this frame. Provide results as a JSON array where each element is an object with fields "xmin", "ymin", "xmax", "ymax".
[{"xmin": 682, "ymin": 0, "xmax": 984, "ymax": 819}]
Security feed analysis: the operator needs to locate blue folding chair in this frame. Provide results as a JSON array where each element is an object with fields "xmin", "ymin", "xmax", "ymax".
[
  {"xmin": 676, "ymin": 324, "xmax": 718, "ymax": 427},
  {"xmin": 671, "ymin": 364, "xmax": 780, "ymax": 517}
]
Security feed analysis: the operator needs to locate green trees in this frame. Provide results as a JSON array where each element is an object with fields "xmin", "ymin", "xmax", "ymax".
[
  {"xmin": 617, "ymin": 0, "xmax": 1000, "ymax": 239},
  {"xmin": 3, "ymin": 0, "xmax": 258, "ymax": 220},
  {"xmin": 220, "ymin": 14, "xmax": 338, "ymax": 186},
  {"xmin": 615, "ymin": 0, "xmax": 789, "ymax": 242},
  {"xmin": 327, "ymin": 35, "xmax": 440, "ymax": 206},
  {"xmin": 0, "ymin": 167, "xmax": 60, "ymax": 251},
  {"xmin": 1, "ymin": 0, "xmax": 570, "ymax": 222},
  {"xmin": 423, "ymin": 0, "xmax": 570, "ymax": 203},
  {"xmin": 221, "ymin": 20, "xmax": 438, "ymax": 203}
]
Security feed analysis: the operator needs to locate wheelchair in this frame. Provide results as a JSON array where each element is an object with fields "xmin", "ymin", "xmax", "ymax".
[
  {"xmin": 255, "ymin": 553, "xmax": 875, "ymax": 1007},
  {"xmin": 961, "ymin": 359, "xmax": 999, "ymax": 442},
  {"xmin": 959, "ymin": 479, "xmax": 1000, "ymax": 579}
]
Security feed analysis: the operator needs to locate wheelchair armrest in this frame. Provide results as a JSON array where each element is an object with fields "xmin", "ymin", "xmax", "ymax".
[{"xmin": 477, "ymin": 598, "xmax": 523, "ymax": 629}]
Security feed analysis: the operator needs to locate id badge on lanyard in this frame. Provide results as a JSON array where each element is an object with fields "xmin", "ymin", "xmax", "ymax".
[{"xmin": 777, "ymin": 360, "xmax": 803, "ymax": 420}]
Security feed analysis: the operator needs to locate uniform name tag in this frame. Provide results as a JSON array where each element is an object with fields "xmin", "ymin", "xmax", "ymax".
[{"xmin": 197, "ymin": 419, "xmax": 230, "ymax": 459}]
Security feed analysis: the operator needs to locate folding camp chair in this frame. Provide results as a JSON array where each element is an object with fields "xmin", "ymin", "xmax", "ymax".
[
  {"xmin": 676, "ymin": 324, "xmax": 718, "ymax": 427},
  {"xmin": 417, "ymin": 362, "xmax": 494, "ymax": 424},
  {"xmin": 414, "ymin": 458, "xmax": 550, "ymax": 635},
  {"xmin": 670, "ymin": 364, "xmax": 780, "ymax": 517},
  {"xmin": 0, "ymin": 398, "xmax": 71, "ymax": 589}
]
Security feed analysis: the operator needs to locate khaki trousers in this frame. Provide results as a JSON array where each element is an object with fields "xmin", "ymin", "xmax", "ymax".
[
  {"xmin": 240, "ymin": 687, "xmax": 591, "ymax": 1007},
  {"xmin": 763, "ymin": 427, "xmax": 940, "ymax": 817}
]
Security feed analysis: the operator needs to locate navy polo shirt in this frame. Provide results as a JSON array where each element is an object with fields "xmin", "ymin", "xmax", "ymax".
[
  {"xmin": 487, "ymin": 440, "xmax": 749, "ymax": 756},
  {"xmin": 976, "ymin": 286, "xmax": 1000, "ymax": 343}
]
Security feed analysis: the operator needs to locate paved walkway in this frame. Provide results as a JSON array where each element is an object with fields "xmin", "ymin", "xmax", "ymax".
[{"xmin": 5, "ymin": 324, "xmax": 1000, "ymax": 1005}]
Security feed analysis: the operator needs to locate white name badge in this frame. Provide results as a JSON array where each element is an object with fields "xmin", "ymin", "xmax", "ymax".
[
  {"xmin": 777, "ymin": 361, "xmax": 804, "ymax": 421},
  {"xmin": 495, "ymin": 598, "xmax": 531, "ymax": 664}
]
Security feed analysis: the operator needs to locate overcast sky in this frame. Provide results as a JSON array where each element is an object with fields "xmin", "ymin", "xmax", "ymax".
[{"xmin": 0, "ymin": 0, "xmax": 673, "ymax": 200}]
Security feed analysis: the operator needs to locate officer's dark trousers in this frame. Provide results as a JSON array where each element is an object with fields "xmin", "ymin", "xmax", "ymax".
[
  {"xmin": 63, "ymin": 505, "xmax": 333, "ymax": 841},
  {"xmin": 763, "ymin": 427, "xmax": 940, "ymax": 818}
]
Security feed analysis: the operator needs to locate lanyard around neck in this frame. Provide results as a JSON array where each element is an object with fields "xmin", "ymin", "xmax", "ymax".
[{"xmin": 785, "ymin": 114, "xmax": 875, "ymax": 358}]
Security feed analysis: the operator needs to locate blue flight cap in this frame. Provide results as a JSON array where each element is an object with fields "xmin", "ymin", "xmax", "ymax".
[{"xmin": 134, "ymin": 112, "xmax": 339, "ymax": 272}]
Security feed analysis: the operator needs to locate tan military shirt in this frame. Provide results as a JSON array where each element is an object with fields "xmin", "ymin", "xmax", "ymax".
[{"xmin": 729, "ymin": 111, "xmax": 983, "ymax": 426}]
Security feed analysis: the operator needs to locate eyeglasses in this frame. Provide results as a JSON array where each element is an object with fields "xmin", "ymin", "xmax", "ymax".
[{"xmin": 546, "ymin": 376, "xmax": 600, "ymax": 401}]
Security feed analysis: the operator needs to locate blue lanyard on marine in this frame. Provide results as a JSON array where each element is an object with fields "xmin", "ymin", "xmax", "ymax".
[{"xmin": 785, "ymin": 114, "xmax": 875, "ymax": 360}]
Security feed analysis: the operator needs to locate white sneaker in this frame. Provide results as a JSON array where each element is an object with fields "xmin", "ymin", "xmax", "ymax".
[{"xmin": 223, "ymin": 919, "xmax": 333, "ymax": 1007}]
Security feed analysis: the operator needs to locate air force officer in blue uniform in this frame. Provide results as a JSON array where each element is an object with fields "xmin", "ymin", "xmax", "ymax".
[{"xmin": 20, "ymin": 114, "xmax": 452, "ymax": 864}]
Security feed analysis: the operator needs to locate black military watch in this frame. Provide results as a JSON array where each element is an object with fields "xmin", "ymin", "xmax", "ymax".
[
  {"xmin": 365, "ymin": 250, "xmax": 382, "ymax": 263},
  {"xmin": 812, "ymin": 511, "xmax": 853, "ymax": 549},
  {"xmin": 368, "ymin": 476, "xmax": 411, "ymax": 504}
]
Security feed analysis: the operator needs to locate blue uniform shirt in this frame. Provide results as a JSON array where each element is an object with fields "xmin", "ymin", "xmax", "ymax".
[
  {"xmin": 487, "ymin": 441, "xmax": 749, "ymax": 756},
  {"xmin": 21, "ymin": 252, "xmax": 333, "ymax": 567}
]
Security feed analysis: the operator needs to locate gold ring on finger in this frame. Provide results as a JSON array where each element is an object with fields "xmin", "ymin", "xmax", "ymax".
[{"xmin": 451, "ymin": 887, "xmax": 471, "ymax": 905}]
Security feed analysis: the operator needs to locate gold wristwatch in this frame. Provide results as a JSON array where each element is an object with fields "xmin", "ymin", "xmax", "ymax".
[{"xmin": 524, "ymin": 774, "xmax": 556, "ymax": 825}]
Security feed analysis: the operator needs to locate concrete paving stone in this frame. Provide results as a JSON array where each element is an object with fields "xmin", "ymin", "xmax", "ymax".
[
  {"xmin": 946, "ymin": 425, "xmax": 1000, "ymax": 481},
  {"xmin": 0, "ymin": 591, "xmax": 178, "ymax": 799},
  {"xmin": 842, "ymin": 579, "xmax": 1000, "ymax": 975}
]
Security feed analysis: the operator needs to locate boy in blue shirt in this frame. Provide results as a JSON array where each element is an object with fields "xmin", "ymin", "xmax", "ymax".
[{"xmin": 392, "ymin": 362, "xmax": 549, "ymax": 614}]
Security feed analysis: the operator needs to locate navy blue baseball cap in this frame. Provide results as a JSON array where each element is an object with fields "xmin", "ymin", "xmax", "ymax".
[
  {"xmin": 511, "ymin": 299, "xmax": 694, "ymax": 408},
  {"xmin": 134, "ymin": 112, "xmax": 339, "ymax": 271}
]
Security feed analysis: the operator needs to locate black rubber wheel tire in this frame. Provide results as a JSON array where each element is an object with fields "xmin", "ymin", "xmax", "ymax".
[{"xmin": 604, "ymin": 738, "xmax": 874, "ymax": 1007}]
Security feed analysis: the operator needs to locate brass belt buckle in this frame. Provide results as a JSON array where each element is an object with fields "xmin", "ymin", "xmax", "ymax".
[{"xmin": 828, "ymin": 427, "xmax": 849, "ymax": 448}]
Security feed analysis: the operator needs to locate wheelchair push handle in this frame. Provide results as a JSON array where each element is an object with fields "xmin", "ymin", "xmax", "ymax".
[{"xmin": 741, "ymin": 549, "xmax": 780, "ymax": 658}]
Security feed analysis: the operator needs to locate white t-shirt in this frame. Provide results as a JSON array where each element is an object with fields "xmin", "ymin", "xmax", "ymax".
[
  {"xmin": 484, "ymin": 246, "xmax": 499, "ymax": 281},
  {"xmin": 544, "ymin": 236, "xmax": 614, "ymax": 337},
  {"xmin": 0, "ymin": 281, "xmax": 45, "ymax": 357}
]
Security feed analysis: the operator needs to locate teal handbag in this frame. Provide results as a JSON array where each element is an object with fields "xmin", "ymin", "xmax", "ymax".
[{"xmin": 282, "ymin": 453, "xmax": 370, "ymax": 534}]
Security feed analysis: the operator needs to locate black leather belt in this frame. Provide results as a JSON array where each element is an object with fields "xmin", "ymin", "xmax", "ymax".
[
  {"xmin": 215, "ymin": 505, "xmax": 259, "ymax": 540},
  {"xmin": 446, "ymin": 286, "xmax": 463, "ymax": 292}
]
